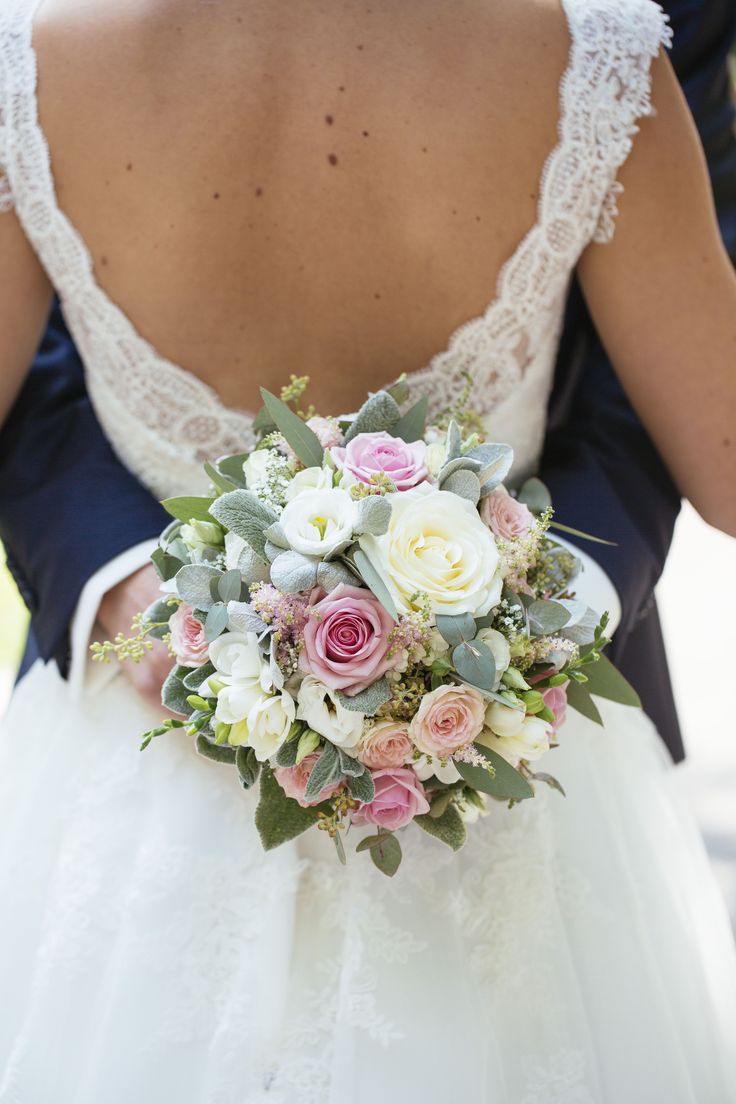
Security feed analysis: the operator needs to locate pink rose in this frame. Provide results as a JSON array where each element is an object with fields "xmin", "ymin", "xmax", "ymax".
[
  {"xmin": 542, "ymin": 683, "xmax": 569, "ymax": 733},
  {"xmin": 409, "ymin": 683, "xmax": 486, "ymax": 757},
  {"xmin": 274, "ymin": 751, "xmax": 344, "ymax": 808},
  {"xmin": 481, "ymin": 487, "xmax": 534, "ymax": 540},
  {"xmin": 300, "ymin": 584, "xmax": 395, "ymax": 695},
  {"xmin": 351, "ymin": 766, "xmax": 430, "ymax": 831},
  {"xmin": 357, "ymin": 720, "xmax": 413, "ymax": 770},
  {"xmin": 169, "ymin": 603, "xmax": 210, "ymax": 668},
  {"xmin": 331, "ymin": 431, "xmax": 428, "ymax": 491},
  {"xmin": 306, "ymin": 416, "xmax": 343, "ymax": 449}
]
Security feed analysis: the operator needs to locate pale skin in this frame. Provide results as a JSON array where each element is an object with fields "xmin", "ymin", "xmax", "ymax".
[{"xmin": 1, "ymin": 0, "xmax": 734, "ymax": 704}]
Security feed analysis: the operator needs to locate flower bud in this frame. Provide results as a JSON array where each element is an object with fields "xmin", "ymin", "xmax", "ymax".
[{"xmin": 181, "ymin": 519, "xmax": 224, "ymax": 551}]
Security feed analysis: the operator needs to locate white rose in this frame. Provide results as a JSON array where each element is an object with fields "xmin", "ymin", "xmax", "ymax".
[
  {"xmin": 475, "ymin": 628, "xmax": 511, "ymax": 690},
  {"xmin": 246, "ymin": 690, "xmax": 296, "ymax": 761},
  {"xmin": 485, "ymin": 700, "xmax": 525, "ymax": 738},
  {"xmin": 296, "ymin": 675, "xmax": 364, "ymax": 751},
  {"xmin": 411, "ymin": 753, "xmax": 462, "ymax": 784},
  {"xmin": 358, "ymin": 485, "xmax": 503, "ymax": 617},
  {"xmin": 478, "ymin": 714, "xmax": 551, "ymax": 765},
  {"xmin": 284, "ymin": 464, "xmax": 334, "ymax": 502},
  {"xmin": 279, "ymin": 488, "xmax": 357, "ymax": 558},
  {"xmin": 243, "ymin": 448, "xmax": 274, "ymax": 490}
]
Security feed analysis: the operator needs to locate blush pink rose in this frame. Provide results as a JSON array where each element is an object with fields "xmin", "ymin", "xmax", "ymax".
[
  {"xmin": 300, "ymin": 584, "xmax": 395, "ymax": 695},
  {"xmin": 331, "ymin": 431, "xmax": 428, "ymax": 491},
  {"xmin": 306, "ymin": 416, "xmax": 343, "ymax": 449},
  {"xmin": 481, "ymin": 487, "xmax": 534, "ymax": 540},
  {"xmin": 273, "ymin": 751, "xmax": 344, "ymax": 808},
  {"xmin": 357, "ymin": 720, "xmax": 413, "ymax": 770},
  {"xmin": 542, "ymin": 683, "xmax": 569, "ymax": 733},
  {"xmin": 351, "ymin": 766, "xmax": 430, "ymax": 831},
  {"xmin": 409, "ymin": 683, "xmax": 486, "ymax": 757},
  {"xmin": 169, "ymin": 603, "xmax": 210, "ymax": 668}
]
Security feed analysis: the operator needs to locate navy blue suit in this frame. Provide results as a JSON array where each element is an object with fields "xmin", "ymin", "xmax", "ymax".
[{"xmin": 1, "ymin": 1, "xmax": 734, "ymax": 765}]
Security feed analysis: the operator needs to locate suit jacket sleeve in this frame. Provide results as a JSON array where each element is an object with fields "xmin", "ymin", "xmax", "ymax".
[{"xmin": 0, "ymin": 302, "xmax": 168, "ymax": 675}]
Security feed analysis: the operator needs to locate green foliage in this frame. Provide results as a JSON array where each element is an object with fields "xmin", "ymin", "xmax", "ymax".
[
  {"xmin": 351, "ymin": 549, "xmax": 398, "ymax": 621},
  {"xmin": 209, "ymin": 490, "xmax": 279, "ymax": 558},
  {"xmin": 415, "ymin": 802, "xmax": 467, "ymax": 851},
  {"xmin": 356, "ymin": 831, "xmax": 403, "ymax": 876},
  {"xmin": 455, "ymin": 744, "xmax": 534, "ymax": 801},
  {"xmin": 337, "ymin": 676, "xmax": 392, "ymax": 715},
  {"xmin": 392, "ymin": 395, "xmax": 428, "ymax": 442},
  {"xmin": 344, "ymin": 390, "xmax": 401, "ymax": 443},
  {"xmin": 255, "ymin": 765, "xmax": 322, "ymax": 850},
  {"xmin": 259, "ymin": 388, "xmax": 325, "ymax": 467},
  {"xmin": 161, "ymin": 495, "xmax": 216, "ymax": 523}
]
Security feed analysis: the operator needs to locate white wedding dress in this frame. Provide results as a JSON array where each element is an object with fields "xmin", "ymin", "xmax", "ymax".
[{"xmin": 1, "ymin": 0, "xmax": 736, "ymax": 1100}]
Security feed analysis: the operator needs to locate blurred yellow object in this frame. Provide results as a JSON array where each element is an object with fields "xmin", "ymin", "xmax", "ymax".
[{"xmin": 0, "ymin": 545, "xmax": 29, "ymax": 669}]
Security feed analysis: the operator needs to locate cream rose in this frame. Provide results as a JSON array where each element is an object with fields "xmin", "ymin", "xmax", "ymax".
[
  {"xmin": 296, "ymin": 675, "xmax": 364, "ymax": 752},
  {"xmin": 357, "ymin": 720, "xmax": 413, "ymax": 770},
  {"xmin": 279, "ymin": 488, "xmax": 357, "ymax": 558},
  {"xmin": 358, "ymin": 485, "xmax": 503, "ymax": 616},
  {"xmin": 478, "ymin": 714, "xmax": 551, "ymax": 766}
]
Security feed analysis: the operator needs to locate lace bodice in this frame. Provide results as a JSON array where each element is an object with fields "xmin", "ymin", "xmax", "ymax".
[{"xmin": 0, "ymin": 0, "xmax": 671, "ymax": 500}]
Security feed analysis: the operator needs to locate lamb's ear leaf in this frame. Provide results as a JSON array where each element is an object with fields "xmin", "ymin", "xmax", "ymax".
[
  {"xmin": 455, "ymin": 744, "xmax": 534, "ymax": 801},
  {"xmin": 336, "ymin": 677, "xmax": 392, "ymax": 716},
  {"xmin": 347, "ymin": 769, "xmax": 375, "ymax": 804},
  {"xmin": 161, "ymin": 495, "xmax": 216, "ymax": 523},
  {"xmin": 344, "ymin": 390, "xmax": 401, "ymax": 443},
  {"xmin": 208, "ymin": 490, "xmax": 278, "ymax": 558},
  {"xmin": 565, "ymin": 679, "xmax": 604, "ymax": 725},
  {"xmin": 235, "ymin": 745, "xmax": 261, "ymax": 789},
  {"xmin": 259, "ymin": 389, "xmax": 325, "ymax": 467},
  {"xmin": 161, "ymin": 666, "xmax": 191, "ymax": 715},
  {"xmin": 415, "ymin": 803, "xmax": 467, "ymax": 851},
  {"xmin": 175, "ymin": 564, "xmax": 222, "ymax": 611},
  {"xmin": 392, "ymin": 395, "xmax": 428, "ymax": 443},
  {"xmin": 196, "ymin": 734, "xmax": 237, "ymax": 764},
  {"xmin": 255, "ymin": 765, "xmax": 324, "ymax": 850},
  {"xmin": 303, "ymin": 741, "xmax": 342, "ymax": 802},
  {"xmin": 580, "ymin": 654, "xmax": 641, "ymax": 709}
]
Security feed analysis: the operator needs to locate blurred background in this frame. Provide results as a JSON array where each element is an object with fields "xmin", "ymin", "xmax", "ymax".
[{"xmin": 1, "ymin": 509, "xmax": 735, "ymax": 932}]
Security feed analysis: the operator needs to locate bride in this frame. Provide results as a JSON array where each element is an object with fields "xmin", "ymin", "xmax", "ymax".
[{"xmin": 1, "ymin": 0, "xmax": 735, "ymax": 1100}]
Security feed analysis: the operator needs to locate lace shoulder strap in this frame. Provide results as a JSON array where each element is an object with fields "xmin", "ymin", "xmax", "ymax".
[
  {"xmin": 0, "ymin": 0, "xmax": 41, "ymax": 214},
  {"xmin": 562, "ymin": 0, "xmax": 672, "ymax": 244},
  {"xmin": 0, "ymin": 6, "xmax": 15, "ymax": 212}
]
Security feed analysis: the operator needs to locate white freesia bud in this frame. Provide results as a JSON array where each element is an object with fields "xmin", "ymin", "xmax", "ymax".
[
  {"xmin": 475, "ymin": 628, "xmax": 511, "ymax": 690},
  {"xmin": 181, "ymin": 519, "xmax": 223, "ymax": 551},
  {"xmin": 279, "ymin": 488, "xmax": 357, "ymax": 558},
  {"xmin": 216, "ymin": 681, "xmax": 265, "ymax": 725},
  {"xmin": 478, "ymin": 714, "xmax": 551, "ymax": 766},
  {"xmin": 284, "ymin": 464, "xmax": 334, "ymax": 502},
  {"xmin": 485, "ymin": 701, "xmax": 525, "ymax": 738},
  {"xmin": 246, "ymin": 690, "xmax": 296, "ymax": 761},
  {"xmin": 296, "ymin": 675, "xmax": 364, "ymax": 752}
]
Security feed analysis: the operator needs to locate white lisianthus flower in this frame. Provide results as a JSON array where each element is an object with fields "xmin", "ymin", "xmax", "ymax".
[
  {"xmin": 411, "ymin": 753, "xmax": 462, "ymax": 784},
  {"xmin": 475, "ymin": 627, "xmax": 511, "ymax": 690},
  {"xmin": 246, "ymin": 689, "xmax": 296, "ymax": 761},
  {"xmin": 477, "ymin": 714, "xmax": 551, "ymax": 765},
  {"xmin": 358, "ymin": 485, "xmax": 503, "ymax": 617},
  {"xmin": 244, "ymin": 448, "xmax": 275, "ymax": 490},
  {"xmin": 279, "ymin": 488, "xmax": 357, "ymax": 558},
  {"xmin": 296, "ymin": 675, "xmax": 364, "ymax": 752},
  {"xmin": 284, "ymin": 464, "xmax": 334, "ymax": 502}
]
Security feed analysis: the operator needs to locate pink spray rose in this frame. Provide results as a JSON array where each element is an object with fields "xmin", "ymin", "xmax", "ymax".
[
  {"xmin": 351, "ymin": 766, "xmax": 430, "ymax": 831},
  {"xmin": 481, "ymin": 487, "xmax": 534, "ymax": 540},
  {"xmin": 300, "ymin": 584, "xmax": 395, "ymax": 695},
  {"xmin": 169, "ymin": 603, "xmax": 210, "ymax": 668},
  {"xmin": 331, "ymin": 431, "xmax": 428, "ymax": 491},
  {"xmin": 273, "ymin": 752, "xmax": 344, "ymax": 808},
  {"xmin": 357, "ymin": 720, "xmax": 413, "ymax": 770},
  {"xmin": 409, "ymin": 683, "xmax": 486, "ymax": 757},
  {"xmin": 306, "ymin": 416, "xmax": 343, "ymax": 449},
  {"xmin": 542, "ymin": 683, "xmax": 569, "ymax": 733}
]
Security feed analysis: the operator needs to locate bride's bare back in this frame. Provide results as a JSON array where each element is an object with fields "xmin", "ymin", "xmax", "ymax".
[{"xmin": 33, "ymin": 0, "xmax": 570, "ymax": 415}]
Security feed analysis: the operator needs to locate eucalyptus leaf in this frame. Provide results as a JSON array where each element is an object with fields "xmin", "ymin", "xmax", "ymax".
[
  {"xmin": 355, "ymin": 495, "xmax": 392, "ymax": 536},
  {"xmin": 209, "ymin": 491, "xmax": 279, "ymax": 558},
  {"xmin": 368, "ymin": 832, "xmax": 402, "ymax": 876},
  {"xmin": 517, "ymin": 476, "xmax": 552, "ymax": 514},
  {"xmin": 441, "ymin": 469, "xmax": 481, "ymax": 504},
  {"xmin": 452, "ymin": 638, "xmax": 496, "ymax": 691},
  {"xmin": 559, "ymin": 604, "xmax": 600, "ymax": 647},
  {"xmin": 549, "ymin": 521, "xmax": 616, "ymax": 546},
  {"xmin": 582, "ymin": 654, "xmax": 641, "ymax": 708},
  {"xmin": 347, "ymin": 769, "xmax": 376, "ymax": 803},
  {"xmin": 235, "ymin": 744, "xmax": 260, "ymax": 789},
  {"xmin": 196, "ymin": 735, "xmax": 237, "ymax": 764},
  {"xmin": 528, "ymin": 770, "xmax": 566, "ymax": 797},
  {"xmin": 214, "ymin": 452, "xmax": 250, "ymax": 488},
  {"xmin": 141, "ymin": 596, "xmax": 176, "ymax": 641},
  {"xmin": 270, "ymin": 550, "xmax": 320, "ymax": 594},
  {"xmin": 303, "ymin": 741, "xmax": 342, "ymax": 802},
  {"xmin": 565, "ymin": 679, "xmax": 604, "ymax": 725},
  {"xmin": 344, "ymin": 390, "xmax": 401, "ymax": 443},
  {"xmin": 161, "ymin": 495, "xmax": 216, "ymax": 524},
  {"xmin": 392, "ymin": 395, "xmax": 428, "ymax": 443},
  {"xmin": 466, "ymin": 442, "xmax": 514, "ymax": 493},
  {"xmin": 352, "ymin": 549, "xmax": 398, "ymax": 621},
  {"xmin": 218, "ymin": 569, "xmax": 243, "ymax": 604},
  {"xmin": 337, "ymin": 676, "xmax": 392, "ymax": 715},
  {"xmin": 203, "ymin": 461, "xmax": 239, "ymax": 494},
  {"xmin": 527, "ymin": 599, "xmax": 571, "ymax": 637},
  {"xmin": 259, "ymin": 389, "xmax": 325, "ymax": 467},
  {"xmin": 175, "ymin": 564, "xmax": 222, "ymax": 611},
  {"xmin": 455, "ymin": 743, "xmax": 534, "ymax": 801},
  {"xmin": 415, "ymin": 803, "xmax": 467, "ymax": 851},
  {"xmin": 255, "ymin": 765, "xmax": 323, "ymax": 850},
  {"xmin": 204, "ymin": 602, "xmax": 229, "ymax": 641},
  {"xmin": 355, "ymin": 831, "xmax": 395, "ymax": 853},
  {"xmin": 333, "ymin": 830, "xmax": 347, "ymax": 865},
  {"xmin": 151, "ymin": 546, "xmax": 184, "ymax": 582},
  {"xmin": 435, "ymin": 613, "xmax": 476, "ymax": 649}
]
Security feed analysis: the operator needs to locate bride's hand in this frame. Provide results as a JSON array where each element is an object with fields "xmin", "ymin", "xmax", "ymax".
[{"xmin": 98, "ymin": 563, "xmax": 175, "ymax": 711}]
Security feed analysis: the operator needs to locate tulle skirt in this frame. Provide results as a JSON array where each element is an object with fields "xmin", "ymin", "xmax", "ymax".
[{"xmin": 1, "ymin": 658, "xmax": 735, "ymax": 1104}]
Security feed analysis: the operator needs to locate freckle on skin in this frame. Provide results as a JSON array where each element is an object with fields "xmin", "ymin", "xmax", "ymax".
[
  {"xmin": 374, "ymin": 292, "xmax": 381, "ymax": 300},
  {"xmin": 421, "ymin": 146, "xmax": 428, "ymax": 153},
  {"xmin": 126, "ymin": 162, "xmax": 133, "ymax": 171},
  {"xmin": 339, "ymin": 85, "xmax": 346, "ymax": 92},
  {"xmin": 325, "ymin": 114, "xmax": 334, "ymax": 125},
  {"xmin": 328, "ymin": 153, "xmax": 338, "ymax": 165},
  {"xmin": 362, "ymin": 130, "xmax": 369, "ymax": 137},
  {"xmin": 213, "ymin": 192, "xmax": 220, "ymax": 199},
  {"xmin": 356, "ymin": 44, "xmax": 364, "ymax": 50},
  {"xmin": 100, "ymin": 256, "xmax": 108, "ymax": 267},
  {"xmin": 255, "ymin": 187, "xmax": 263, "ymax": 196},
  {"xmin": 724, "ymin": 437, "xmax": 732, "ymax": 447}
]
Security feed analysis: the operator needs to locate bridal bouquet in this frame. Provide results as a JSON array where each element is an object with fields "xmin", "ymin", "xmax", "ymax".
[{"xmin": 94, "ymin": 377, "xmax": 639, "ymax": 875}]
